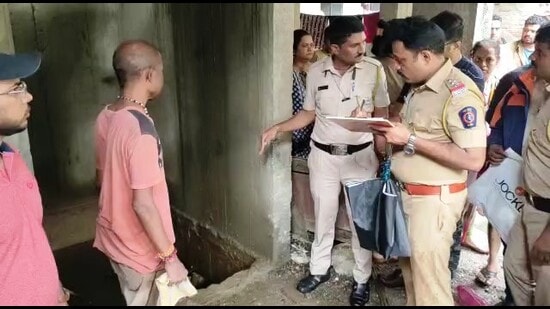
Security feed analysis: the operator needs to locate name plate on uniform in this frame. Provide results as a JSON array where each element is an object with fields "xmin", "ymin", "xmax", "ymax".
[{"xmin": 324, "ymin": 116, "xmax": 394, "ymax": 132}]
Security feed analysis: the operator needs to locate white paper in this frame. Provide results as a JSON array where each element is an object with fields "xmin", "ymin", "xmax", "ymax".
[
  {"xmin": 467, "ymin": 148, "xmax": 524, "ymax": 244},
  {"xmin": 324, "ymin": 116, "xmax": 394, "ymax": 132},
  {"xmin": 155, "ymin": 273, "xmax": 198, "ymax": 306}
]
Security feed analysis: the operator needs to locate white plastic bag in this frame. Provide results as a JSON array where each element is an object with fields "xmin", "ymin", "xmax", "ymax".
[
  {"xmin": 467, "ymin": 148, "xmax": 525, "ymax": 244},
  {"xmin": 155, "ymin": 273, "xmax": 198, "ymax": 306}
]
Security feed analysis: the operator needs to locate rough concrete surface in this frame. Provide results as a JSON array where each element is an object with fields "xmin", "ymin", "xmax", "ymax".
[{"xmin": 182, "ymin": 236, "xmax": 506, "ymax": 306}]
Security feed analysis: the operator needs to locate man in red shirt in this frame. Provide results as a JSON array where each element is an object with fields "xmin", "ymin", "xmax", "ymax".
[
  {"xmin": 93, "ymin": 40, "xmax": 188, "ymax": 306},
  {"xmin": 0, "ymin": 52, "xmax": 69, "ymax": 305}
]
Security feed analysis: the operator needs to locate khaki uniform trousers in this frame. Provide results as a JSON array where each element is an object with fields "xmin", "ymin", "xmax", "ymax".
[
  {"xmin": 399, "ymin": 188, "xmax": 466, "ymax": 306},
  {"xmin": 308, "ymin": 144, "xmax": 377, "ymax": 283},
  {"xmin": 504, "ymin": 203, "xmax": 550, "ymax": 306},
  {"xmin": 110, "ymin": 260, "xmax": 161, "ymax": 306}
]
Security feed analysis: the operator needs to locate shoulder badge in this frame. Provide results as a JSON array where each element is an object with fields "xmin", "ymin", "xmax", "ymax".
[
  {"xmin": 458, "ymin": 106, "xmax": 477, "ymax": 129},
  {"xmin": 445, "ymin": 79, "xmax": 466, "ymax": 97}
]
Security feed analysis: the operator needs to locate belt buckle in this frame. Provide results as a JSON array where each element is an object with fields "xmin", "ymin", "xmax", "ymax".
[
  {"xmin": 330, "ymin": 143, "xmax": 348, "ymax": 156},
  {"xmin": 526, "ymin": 192, "xmax": 534, "ymax": 206}
]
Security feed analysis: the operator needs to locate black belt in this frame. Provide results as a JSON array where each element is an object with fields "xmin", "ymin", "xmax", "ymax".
[
  {"xmin": 532, "ymin": 196, "xmax": 550, "ymax": 213},
  {"xmin": 312, "ymin": 140, "xmax": 372, "ymax": 156}
]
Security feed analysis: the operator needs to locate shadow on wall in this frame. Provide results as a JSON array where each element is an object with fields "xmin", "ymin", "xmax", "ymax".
[
  {"xmin": 9, "ymin": 3, "xmax": 119, "ymax": 207},
  {"xmin": 10, "ymin": 3, "xmax": 184, "ymax": 210}
]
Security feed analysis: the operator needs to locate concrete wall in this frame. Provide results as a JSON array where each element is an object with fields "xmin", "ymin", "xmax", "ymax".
[
  {"xmin": 170, "ymin": 3, "xmax": 293, "ymax": 263},
  {"xmin": 10, "ymin": 3, "xmax": 293, "ymax": 263},
  {"xmin": 379, "ymin": 3, "xmax": 412, "ymax": 20},
  {"xmin": 0, "ymin": 3, "xmax": 34, "ymax": 172},
  {"xmin": 494, "ymin": 3, "xmax": 550, "ymax": 43},
  {"xmin": 8, "ymin": 3, "xmax": 184, "ymax": 206}
]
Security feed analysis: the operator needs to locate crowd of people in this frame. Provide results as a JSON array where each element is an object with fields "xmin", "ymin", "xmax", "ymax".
[
  {"xmin": 261, "ymin": 11, "xmax": 550, "ymax": 306},
  {"xmin": 2, "ymin": 7, "xmax": 550, "ymax": 307}
]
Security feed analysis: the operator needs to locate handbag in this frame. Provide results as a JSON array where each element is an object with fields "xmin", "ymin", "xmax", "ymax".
[{"xmin": 345, "ymin": 147, "xmax": 410, "ymax": 259}]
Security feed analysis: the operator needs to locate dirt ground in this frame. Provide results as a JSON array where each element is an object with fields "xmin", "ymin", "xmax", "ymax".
[{"xmin": 181, "ymin": 234, "xmax": 506, "ymax": 306}]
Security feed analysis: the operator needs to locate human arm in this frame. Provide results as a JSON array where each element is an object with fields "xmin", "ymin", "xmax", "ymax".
[
  {"xmin": 370, "ymin": 90, "xmax": 487, "ymax": 171},
  {"xmin": 369, "ymin": 121, "xmax": 486, "ymax": 171},
  {"xmin": 486, "ymin": 84, "xmax": 514, "ymax": 165},
  {"xmin": 259, "ymin": 110, "xmax": 316, "ymax": 155},
  {"xmin": 130, "ymin": 135, "xmax": 187, "ymax": 284},
  {"xmin": 372, "ymin": 106, "xmax": 389, "ymax": 157},
  {"xmin": 133, "ymin": 187, "xmax": 187, "ymax": 284}
]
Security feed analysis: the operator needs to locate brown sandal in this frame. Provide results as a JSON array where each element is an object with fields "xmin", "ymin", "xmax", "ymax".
[{"xmin": 475, "ymin": 266, "xmax": 497, "ymax": 287}]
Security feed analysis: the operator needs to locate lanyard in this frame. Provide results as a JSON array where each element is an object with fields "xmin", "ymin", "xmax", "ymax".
[{"xmin": 326, "ymin": 67, "xmax": 357, "ymax": 102}]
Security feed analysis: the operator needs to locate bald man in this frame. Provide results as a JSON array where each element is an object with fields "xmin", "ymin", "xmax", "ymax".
[{"xmin": 93, "ymin": 40, "xmax": 188, "ymax": 306}]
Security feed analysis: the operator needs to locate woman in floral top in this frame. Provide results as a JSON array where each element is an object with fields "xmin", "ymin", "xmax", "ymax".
[{"xmin": 292, "ymin": 29, "xmax": 315, "ymax": 159}]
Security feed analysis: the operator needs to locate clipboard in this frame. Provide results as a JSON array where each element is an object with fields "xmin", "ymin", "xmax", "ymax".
[{"xmin": 324, "ymin": 116, "xmax": 394, "ymax": 132}]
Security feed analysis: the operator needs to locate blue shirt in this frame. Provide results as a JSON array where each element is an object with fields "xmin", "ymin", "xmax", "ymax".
[{"xmin": 454, "ymin": 56, "xmax": 485, "ymax": 93}]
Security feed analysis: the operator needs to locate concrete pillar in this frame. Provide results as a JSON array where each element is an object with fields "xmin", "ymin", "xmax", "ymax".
[
  {"xmin": 0, "ymin": 3, "xmax": 34, "ymax": 172},
  {"xmin": 379, "ymin": 3, "xmax": 413, "ymax": 20},
  {"xmin": 412, "ymin": 3, "xmax": 478, "ymax": 57},
  {"xmin": 473, "ymin": 3, "xmax": 494, "ymax": 44},
  {"xmin": 171, "ymin": 3, "xmax": 292, "ymax": 265},
  {"xmin": 294, "ymin": 3, "xmax": 300, "ymax": 29}
]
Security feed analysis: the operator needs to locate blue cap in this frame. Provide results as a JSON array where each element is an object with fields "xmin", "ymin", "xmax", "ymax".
[{"xmin": 0, "ymin": 52, "xmax": 41, "ymax": 80}]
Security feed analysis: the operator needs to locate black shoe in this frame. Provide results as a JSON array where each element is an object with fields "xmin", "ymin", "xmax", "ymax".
[
  {"xmin": 296, "ymin": 271, "xmax": 331, "ymax": 294},
  {"xmin": 349, "ymin": 280, "xmax": 371, "ymax": 306}
]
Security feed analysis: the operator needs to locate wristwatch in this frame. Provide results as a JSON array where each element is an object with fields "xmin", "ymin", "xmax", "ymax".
[{"xmin": 403, "ymin": 133, "xmax": 417, "ymax": 156}]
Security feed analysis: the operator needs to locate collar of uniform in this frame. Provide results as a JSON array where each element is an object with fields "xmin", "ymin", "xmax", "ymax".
[
  {"xmin": 322, "ymin": 56, "xmax": 366, "ymax": 75},
  {"xmin": 423, "ymin": 59, "xmax": 454, "ymax": 94}
]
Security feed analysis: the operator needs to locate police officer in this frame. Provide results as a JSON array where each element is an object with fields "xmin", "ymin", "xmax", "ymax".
[
  {"xmin": 504, "ymin": 24, "xmax": 550, "ymax": 306},
  {"xmin": 259, "ymin": 16, "xmax": 390, "ymax": 306},
  {"xmin": 369, "ymin": 17, "xmax": 487, "ymax": 305}
]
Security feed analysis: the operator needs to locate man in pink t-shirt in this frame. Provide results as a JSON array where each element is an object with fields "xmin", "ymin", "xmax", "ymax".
[
  {"xmin": 0, "ymin": 52, "xmax": 69, "ymax": 305},
  {"xmin": 93, "ymin": 40, "xmax": 188, "ymax": 306}
]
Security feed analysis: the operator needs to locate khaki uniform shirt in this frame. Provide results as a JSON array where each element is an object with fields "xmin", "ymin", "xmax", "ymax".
[
  {"xmin": 524, "ymin": 83, "xmax": 550, "ymax": 198},
  {"xmin": 392, "ymin": 59, "xmax": 487, "ymax": 185},
  {"xmin": 303, "ymin": 56, "xmax": 391, "ymax": 145}
]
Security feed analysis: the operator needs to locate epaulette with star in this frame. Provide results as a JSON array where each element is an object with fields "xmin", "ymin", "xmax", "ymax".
[{"xmin": 445, "ymin": 79, "xmax": 467, "ymax": 97}]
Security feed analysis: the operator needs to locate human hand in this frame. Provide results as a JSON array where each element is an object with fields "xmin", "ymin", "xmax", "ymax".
[
  {"xmin": 57, "ymin": 284, "xmax": 71, "ymax": 305},
  {"xmin": 531, "ymin": 226, "xmax": 550, "ymax": 265},
  {"xmin": 487, "ymin": 144, "xmax": 506, "ymax": 166},
  {"xmin": 259, "ymin": 125, "xmax": 280, "ymax": 155},
  {"xmin": 369, "ymin": 121, "xmax": 410, "ymax": 146},
  {"xmin": 165, "ymin": 257, "xmax": 189, "ymax": 286},
  {"xmin": 350, "ymin": 107, "xmax": 371, "ymax": 118}
]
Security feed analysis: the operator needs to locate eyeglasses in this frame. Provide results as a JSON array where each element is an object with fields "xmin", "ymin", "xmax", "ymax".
[{"xmin": 0, "ymin": 81, "xmax": 27, "ymax": 96}]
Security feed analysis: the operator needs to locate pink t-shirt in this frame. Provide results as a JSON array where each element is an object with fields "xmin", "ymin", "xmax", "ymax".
[
  {"xmin": 94, "ymin": 106, "xmax": 115, "ymax": 172},
  {"xmin": 0, "ymin": 143, "xmax": 60, "ymax": 305},
  {"xmin": 93, "ymin": 106, "xmax": 175, "ymax": 274}
]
